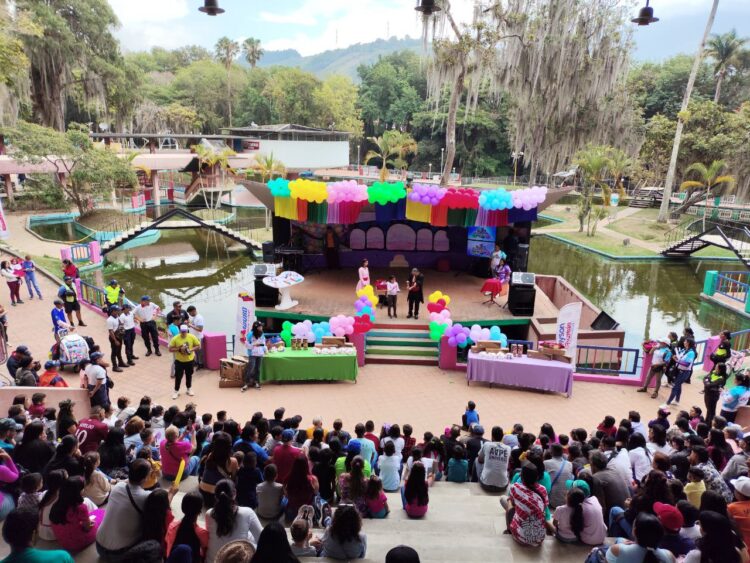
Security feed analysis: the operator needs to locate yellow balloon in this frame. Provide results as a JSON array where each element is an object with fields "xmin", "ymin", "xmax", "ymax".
[{"xmin": 427, "ymin": 290, "xmax": 451, "ymax": 306}]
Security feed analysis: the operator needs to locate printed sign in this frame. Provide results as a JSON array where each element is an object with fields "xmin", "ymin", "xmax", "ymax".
[
  {"xmin": 556, "ymin": 302, "xmax": 582, "ymax": 369},
  {"xmin": 235, "ymin": 289, "xmax": 256, "ymax": 346}
]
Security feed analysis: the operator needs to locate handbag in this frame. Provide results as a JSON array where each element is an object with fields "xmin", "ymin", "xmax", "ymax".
[{"xmin": 584, "ymin": 546, "xmax": 608, "ymax": 563}]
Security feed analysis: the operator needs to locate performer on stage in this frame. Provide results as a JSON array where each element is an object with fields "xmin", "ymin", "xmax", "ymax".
[
  {"xmin": 357, "ymin": 259, "xmax": 370, "ymax": 291},
  {"xmin": 406, "ymin": 268, "xmax": 424, "ymax": 320},
  {"xmin": 495, "ymin": 258, "xmax": 512, "ymax": 286},
  {"xmin": 490, "ymin": 244, "xmax": 506, "ymax": 275}
]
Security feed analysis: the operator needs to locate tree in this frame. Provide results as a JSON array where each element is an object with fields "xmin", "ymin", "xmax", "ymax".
[
  {"xmin": 192, "ymin": 142, "xmax": 236, "ymax": 208},
  {"xmin": 658, "ymin": 0, "xmax": 719, "ymax": 223},
  {"xmin": 607, "ymin": 148, "xmax": 635, "ymax": 200},
  {"xmin": 706, "ymin": 29, "xmax": 748, "ymax": 104},
  {"xmin": 0, "ymin": 3, "xmax": 41, "ymax": 124},
  {"xmin": 215, "ymin": 37, "xmax": 241, "ymax": 126},
  {"xmin": 6, "ymin": 121, "xmax": 137, "ymax": 216},
  {"xmin": 254, "ymin": 153, "xmax": 286, "ymax": 182},
  {"xmin": 242, "ymin": 38, "xmax": 264, "ymax": 69},
  {"xmin": 364, "ymin": 130, "xmax": 417, "ymax": 182},
  {"xmin": 17, "ymin": 0, "xmax": 123, "ymax": 131},
  {"xmin": 677, "ymin": 160, "xmax": 735, "ymax": 230},
  {"xmin": 574, "ymin": 145, "xmax": 611, "ymax": 235},
  {"xmin": 261, "ymin": 67, "xmax": 323, "ymax": 125},
  {"xmin": 314, "ymin": 75, "xmax": 363, "ymax": 138}
]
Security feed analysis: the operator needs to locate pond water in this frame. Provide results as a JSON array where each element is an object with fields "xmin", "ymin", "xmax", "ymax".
[
  {"xmin": 29, "ymin": 221, "xmax": 82, "ymax": 242},
  {"xmin": 529, "ymin": 236, "xmax": 748, "ymax": 348}
]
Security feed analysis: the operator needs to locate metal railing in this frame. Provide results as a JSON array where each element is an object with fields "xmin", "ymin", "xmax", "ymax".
[
  {"xmin": 576, "ymin": 344, "xmax": 641, "ymax": 376},
  {"xmin": 716, "ymin": 272, "xmax": 750, "ymax": 304},
  {"xmin": 664, "ymin": 218, "xmax": 750, "ymax": 255},
  {"xmin": 71, "ymin": 244, "xmax": 92, "ymax": 264},
  {"xmin": 78, "ymin": 280, "xmax": 169, "ymax": 336}
]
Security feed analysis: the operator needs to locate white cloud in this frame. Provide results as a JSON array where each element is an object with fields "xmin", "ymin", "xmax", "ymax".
[
  {"xmin": 108, "ymin": 0, "xmax": 190, "ymax": 25},
  {"xmin": 648, "ymin": 0, "xmax": 750, "ymax": 16},
  {"xmin": 259, "ymin": 11, "xmax": 317, "ymax": 26}
]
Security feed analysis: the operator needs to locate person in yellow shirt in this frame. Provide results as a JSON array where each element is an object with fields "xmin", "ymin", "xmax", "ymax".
[
  {"xmin": 685, "ymin": 467, "xmax": 706, "ymax": 507},
  {"xmin": 168, "ymin": 325, "xmax": 200, "ymax": 400},
  {"xmin": 306, "ymin": 416, "xmax": 328, "ymax": 439}
]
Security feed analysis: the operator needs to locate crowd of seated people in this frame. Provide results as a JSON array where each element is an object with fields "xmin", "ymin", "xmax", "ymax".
[{"xmin": 1, "ymin": 368, "xmax": 750, "ymax": 562}]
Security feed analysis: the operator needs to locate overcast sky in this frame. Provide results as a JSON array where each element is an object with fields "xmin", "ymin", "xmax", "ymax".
[{"xmin": 107, "ymin": 0, "xmax": 750, "ymax": 61}]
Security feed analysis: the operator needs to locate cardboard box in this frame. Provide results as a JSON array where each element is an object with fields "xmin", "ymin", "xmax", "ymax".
[
  {"xmin": 231, "ymin": 355, "xmax": 249, "ymax": 364},
  {"xmin": 539, "ymin": 346, "xmax": 567, "ymax": 357},
  {"xmin": 219, "ymin": 378, "xmax": 244, "ymax": 388},
  {"xmin": 220, "ymin": 358, "xmax": 245, "ymax": 381},
  {"xmin": 322, "ymin": 336, "xmax": 346, "ymax": 347}
]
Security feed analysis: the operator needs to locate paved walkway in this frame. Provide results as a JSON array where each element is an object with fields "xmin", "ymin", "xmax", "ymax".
[{"xmin": 4, "ymin": 211, "xmax": 68, "ymax": 258}]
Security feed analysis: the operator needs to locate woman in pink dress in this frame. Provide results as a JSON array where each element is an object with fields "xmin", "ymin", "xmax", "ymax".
[
  {"xmin": 356, "ymin": 259, "xmax": 370, "ymax": 291},
  {"xmin": 50, "ymin": 476, "xmax": 105, "ymax": 553}
]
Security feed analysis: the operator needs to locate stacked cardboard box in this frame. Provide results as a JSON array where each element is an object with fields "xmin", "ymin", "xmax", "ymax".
[{"xmin": 219, "ymin": 357, "xmax": 246, "ymax": 388}]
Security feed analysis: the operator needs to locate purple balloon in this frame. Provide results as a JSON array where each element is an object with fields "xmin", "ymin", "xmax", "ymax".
[
  {"xmin": 420, "ymin": 195, "xmax": 431, "ymax": 204},
  {"xmin": 456, "ymin": 333, "xmax": 467, "ymax": 343},
  {"xmin": 448, "ymin": 336, "xmax": 457, "ymax": 347},
  {"xmin": 354, "ymin": 301, "xmax": 365, "ymax": 311}
]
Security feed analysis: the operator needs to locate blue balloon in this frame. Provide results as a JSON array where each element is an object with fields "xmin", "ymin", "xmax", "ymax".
[
  {"xmin": 499, "ymin": 334, "xmax": 508, "ymax": 347},
  {"xmin": 489, "ymin": 326, "xmax": 502, "ymax": 341}
]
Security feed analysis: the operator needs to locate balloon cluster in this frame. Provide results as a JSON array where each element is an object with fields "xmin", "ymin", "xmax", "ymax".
[
  {"xmin": 329, "ymin": 315, "xmax": 355, "ymax": 337},
  {"xmin": 291, "ymin": 320, "xmax": 316, "ymax": 343},
  {"xmin": 267, "ymin": 178, "xmax": 290, "ymax": 197},
  {"xmin": 468, "ymin": 324, "xmax": 508, "ymax": 347},
  {"xmin": 445, "ymin": 323, "xmax": 471, "ymax": 348},
  {"xmin": 280, "ymin": 321, "xmax": 294, "ymax": 346},
  {"xmin": 478, "ymin": 188, "xmax": 514, "ymax": 211},
  {"xmin": 312, "ymin": 321, "xmax": 332, "ymax": 343},
  {"xmin": 289, "ymin": 179, "xmax": 327, "ymax": 203},
  {"xmin": 408, "ymin": 183, "xmax": 447, "ymax": 206},
  {"xmin": 426, "ymin": 290, "xmax": 453, "ymax": 341},
  {"xmin": 327, "ymin": 180, "xmax": 368, "ymax": 203},
  {"xmin": 356, "ymin": 285, "xmax": 378, "ymax": 308},
  {"xmin": 511, "ymin": 185, "xmax": 548, "ymax": 211},
  {"xmin": 443, "ymin": 187, "xmax": 479, "ymax": 209},
  {"xmin": 368, "ymin": 181, "xmax": 407, "ymax": 205},
  {"xmin": 354, "ymin": 295, "xmax": 375, "ymax": 318}
]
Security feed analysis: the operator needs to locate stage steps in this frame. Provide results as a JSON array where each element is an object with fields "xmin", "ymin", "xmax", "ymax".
[{"xmin": 366, "ymin": 326, "xmax": 439, "ymax": 366}]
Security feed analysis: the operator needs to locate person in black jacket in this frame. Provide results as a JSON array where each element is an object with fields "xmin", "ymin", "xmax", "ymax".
[
  {"xmin": 703, "ymin": 363, "xmax": 728, "ymax": 426},
  {"xmin": 406, "ymin": 269, "xmax": 424, "ymax": 320}
]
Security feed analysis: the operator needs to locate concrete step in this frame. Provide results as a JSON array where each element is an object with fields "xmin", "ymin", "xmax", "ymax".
[
  {"xmin": 365, "ymin": 354, "xmax": 439, "ymax": 366},
  {"xmin": 366, "ymin": 337, "xmax": 438, "ymax": 348}
]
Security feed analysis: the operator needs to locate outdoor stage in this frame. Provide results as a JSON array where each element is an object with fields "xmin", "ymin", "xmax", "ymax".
[{"xmin": 255, "ymin": 267, "xmax": 558, "ymax": 326}]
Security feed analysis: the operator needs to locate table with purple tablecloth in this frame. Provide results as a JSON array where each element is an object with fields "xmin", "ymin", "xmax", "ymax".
[{"xmin": 466, "ymin": 352, "xmax": 573, "ymax": 397}]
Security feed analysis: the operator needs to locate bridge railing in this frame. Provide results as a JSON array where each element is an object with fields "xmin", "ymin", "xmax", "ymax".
[
  {"xmin": 77, "ymin": 280, "xmax": 169, "ymax": 336},
  {"xmin": 576, "ymin": 344, "xmax": 641, "ymax": 376},
  {"xmin": 716, "ymin": 272, "xmax": 750, "ymax": 305}
]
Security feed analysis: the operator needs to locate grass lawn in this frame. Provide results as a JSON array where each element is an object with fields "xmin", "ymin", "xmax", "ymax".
[
  {"xmin": 550, "ymin": 231, "xmax": 658, "ymax": 256},
  {"xmin": 692, "ymin": 246, "xmax": 741, "ymax": 259},
  {"xmin": 32, "ymin": 255, "xmax": 65, "ymax": 277},
  {"xmin": 537, "ymin": 204, "xmax": 581, "ymax": 227},
  {"xmin": 606, "ymin": 208, "xmax": 673, "ymax": 242}
]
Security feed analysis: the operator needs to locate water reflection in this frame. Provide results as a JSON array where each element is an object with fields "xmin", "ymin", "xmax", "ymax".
[{"xmin": 529, "ymin": 237, "xmax": 748, "ymax": 347}]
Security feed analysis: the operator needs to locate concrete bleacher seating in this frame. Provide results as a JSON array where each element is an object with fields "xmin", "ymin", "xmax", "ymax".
[{"xmin": 0, "ymin": 475, "xmax": 595, "ymax": 563}]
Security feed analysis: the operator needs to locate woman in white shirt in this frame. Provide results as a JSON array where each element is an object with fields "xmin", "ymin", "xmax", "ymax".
[
  {"xmin": 242, "ymin": 321, "xmax": 266, "ymax": 392},
  {"xmin": 381, "ymin": 424, "xmax": 405, "ymax": 459},
  {"xmin": 205, "ymin": 479, "xmax": 262, "ymax": 562},
  {"xmin": 490, "ymin": 245, "xmax": 506, "ymax": 274},
  {"xmin": 628, "ymin": 433, "xmax": 653, "ymax": 484},
  {"xmin": 356, "ymin": 259, "xmax": 370, "ymax": 291},
  {"xmin": 0, "ymin": 260, "xmax": 22, "ymax": 305}
]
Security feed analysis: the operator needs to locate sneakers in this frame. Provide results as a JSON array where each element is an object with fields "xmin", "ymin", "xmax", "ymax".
[
  {"xmin": 131, "ymin": 355, "xmax": 139, "ymax": 360},
  {"xmin": 636, "ymin": 388, "xmax": 647, "ymax": 393},
  {"xmin": 155, "ymin": 350, "xmax": 162, "ymax": 356},
  {"xmin": 172, "ymin": 391, "xmax": 179, "ymax": 400},
  {"xmin": 254, "ymin": 382, "xmax": 261, "ymax": 390},
  {"xmin": 241, "ymin": 385, "xmax": 248, "ymax": 392},
  {"xmin": 145, "ymin": 350, "xmax": 152, "ymax": 357},
  {"xmin": 112, "ymin": 367, "xmax": 123, "ymax": 372},
  {"xmin": 187, "ymin": 388, "xmax": 195, "ymax": 397},
  {"xmin": 78, "ymin": 321, "xmax": 86, "ymax": 327}
]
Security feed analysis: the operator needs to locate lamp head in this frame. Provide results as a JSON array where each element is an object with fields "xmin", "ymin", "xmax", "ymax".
[
  {"xmin": 199, "ymin": 0, "xmax": 225, "ymax": 16},
  {"xmin": 632, "ymin": 1, "xmax": 658, "ymax": 26},
  {"xmin": 415, "ymin": 0, "xmax": 441, "ymax": 16}
]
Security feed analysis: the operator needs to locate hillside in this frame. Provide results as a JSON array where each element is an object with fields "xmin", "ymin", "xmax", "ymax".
[{"xmin": 255, "ymin": 36, "xmax": 425, "ymax": 80}]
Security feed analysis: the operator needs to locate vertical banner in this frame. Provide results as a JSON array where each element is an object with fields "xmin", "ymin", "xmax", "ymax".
[
  {"xmin": 0, "ymin": 196, "xmax": 9, "ymax": 239},
  {"xmin": 235, "ymin": 289, "xmax": 256, "ymax": 350},
  {"xmin": 556, "ymin": 302, "xmax": 582, "ymax": 369}
]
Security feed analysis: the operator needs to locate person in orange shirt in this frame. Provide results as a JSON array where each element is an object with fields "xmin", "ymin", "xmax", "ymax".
[
  {"xmin": 729, "ymin": 476, "xmax": 750, "ymax": 547},
  {"xmin": 39, "ymin": 361, "xmax": 69, "ymax": 388},
  {"xmin": 306, "ymin": 416, "xmax": 328, "ymax": 440}
]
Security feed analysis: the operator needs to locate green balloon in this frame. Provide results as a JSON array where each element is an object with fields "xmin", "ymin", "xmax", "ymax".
[
  {"xmin": 280, "ymin": 329, "xmax": 292, "ymax": 346},
  {"xmin": 429, "ymin": 321, "xmax": 447, "ymax": 341},
  {"xmin": 282, "ymin": 321, "xmax": 292, "ymax": 330}
]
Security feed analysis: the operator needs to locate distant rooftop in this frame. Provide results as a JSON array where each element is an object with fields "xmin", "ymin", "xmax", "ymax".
[{"xmin": 221, "ymin": 124, "xmax": 349, "ymax": 142}]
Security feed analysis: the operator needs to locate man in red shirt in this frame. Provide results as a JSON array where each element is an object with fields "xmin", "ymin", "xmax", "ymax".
[
  {"xmin": 272, "ymin": 429, "xmax": 302, "ymax": 484},
  {"xmin": 364, "ymin": 420, "xmax": 381, "ymax": 452},
  {"xmin": 75, "ymin": 406, "xmax": 109, "ymax": 454}
]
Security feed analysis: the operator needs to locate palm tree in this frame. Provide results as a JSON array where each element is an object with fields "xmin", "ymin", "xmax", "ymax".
[
  {"xmin": 255, "ymin": 153, "xmax": 286, "ymax": 183},
  {"xmin": 215, "ymin": 37, "xmax": 241, "ymax": 126},
  {"xmin": 705, "ymin": 29, "xmax": 748, "ymax": 104},
  {"xmin": 364, "ymin": 130, "xmax": 417, "ymax": 182},
  {"xmin": 678, "ymin": 160, "xmax": 736, "ymax": 230},
  {"xmin": 573, "ymin": 145, "xmax": 611, "ymax": 235},
  {"xmin": 242, "ymin": 37, "xmax": 264, "ymax": 69}
]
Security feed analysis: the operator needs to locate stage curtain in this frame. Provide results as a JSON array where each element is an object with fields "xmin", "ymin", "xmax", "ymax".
[
  {"xmin": 475, "ymin": 208, "xmax": 509, "ymax": 227},
  {"xmin": 296, "ymin": 198, "xmax": 309, "ymax": 222},
  {"xmin": 375, "ymin": 199, "xmax": 406, "ymax": 223},
  {"xmin": 340, "ymin": 201, "xmax": 366, "ymax": 224},
  {"xmin": 446, "ymin": 208, "xmax": 466, "ymax": 226},
  {"xmin": 405, "ymin": 199, "xmax": 433, "ymax": 223},
  {"xmin": 508, "ymin": 208, "xmax": 539, "ymax": 223},
  {"xmin": 431, "ymin": 203, "xmax": 449, "ymax": 227},
  {"xmin": 463, "ymin": 208, "xmax": 478, "ymax": 227},
  {"xmin": 275, "ymin": 197, "xmax": 298, "ymax": 220},
  {"xmin": 307, "ymin": 201, "xmax": 328, "ymax": 224}
]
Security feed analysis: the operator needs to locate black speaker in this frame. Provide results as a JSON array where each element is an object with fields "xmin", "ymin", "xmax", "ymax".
[
  {"xmin": 262, "ymin": 241, "xmax": 275, "ymax": 263},
  {"xmin": 515, "ymin": 243, "xmax": 529, "ymax": 272},
  {"xmin": 254, "ymin": 279, "xmax": 279, "ymax": 307},
  {"xmin": 591, "ymin": 311, "xmax": 619, "ymax": 330},
  {"xmin": 508, "ymin": 284, "xmax": 536, "ymax": 316}
]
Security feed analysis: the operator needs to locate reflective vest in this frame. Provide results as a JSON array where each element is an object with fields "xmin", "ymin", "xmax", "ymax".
[{"xmin": 104, "ymin": 285, "xmax": 122, "ymax": 304}]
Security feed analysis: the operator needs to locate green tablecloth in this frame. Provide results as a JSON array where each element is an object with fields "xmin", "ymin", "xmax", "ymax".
[{"xmin": 260, "ymin": 349, "xmax": 358, "ymax": 383}]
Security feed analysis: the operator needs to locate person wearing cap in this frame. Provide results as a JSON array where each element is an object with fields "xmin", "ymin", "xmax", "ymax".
[
  {"xmin": 730, "ymin": 476, "xmax": 750, "ymax": 547},
  {"xmin": 334, "ymin": 440, "xmax": 372, "ymax": 481},
  {"xmin": 118, "ymin": 303, "xmax": 138, "ymax": 366},
  {"xmin": 6, "ymin": 345, "xmax": 30, "ymax": 379},
  {"xmin": 272, "ymin": 429, "xmax": 302, "ymax": 485},
  {"xmin": 406, "ymin": 268, "xmax": 424, "ymax": 319},
  {"xmin": 654, "ymin": 501, "xmax": 695, "ymax": 557},
  {"xmin": 165, "ymin": 301, "xmax": 188, "ymax": 327},
  {"xmin": 105, "ymin": 305, "xmax": 127, "ymax": 373},
  {"xmin": 50, "ymin": 298, "xmax": 70, "ymax": 341},
  {"xmin": 14, "ymin": 356, "xmax": 40, "ymax": 387},
  {"xmin": 57, "ymin": 275, "xmax": 86, "ymax": 327},
  {"xmin": 39, "ymin": 360, "xmax": 68, "ymax": 388},
  {"xmin": 168, "ymin": 324, "xmax": 200, "ymax": 400},
  {"xmin": 552, "ymin": 480, "xmax": 606, "ymax": 546},
  {"xmin": 85, "ymin": 352, "xmax": 111, "ymax": 409},
  {"xmin": 638, "ymin": 338, "xmax": 673, "ymax": 399},
  {"xmin": 133, "ymin": 295, "xmax": 161, "ymax": 356},
  {"xmin": 103, "ymin": 279, "xmax": 125, "ymax": 310},
  {"xmin": 0, "ymin": 419, "xmax": 20, "ymax": 452}
]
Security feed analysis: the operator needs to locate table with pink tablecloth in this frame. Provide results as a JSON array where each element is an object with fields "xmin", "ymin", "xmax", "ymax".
[{"xmin": 466, "ymin": 352, "xmax": 573, "ymax": 397}]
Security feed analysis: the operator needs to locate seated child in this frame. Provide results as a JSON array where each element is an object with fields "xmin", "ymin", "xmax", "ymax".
[
  {"xmin": 446, "ymin": 445, "xmax": 469, "ymax": 483},
  {"xmin": 676, "ymin": 500, "xmax": 701, "ymax": 541},
  {"xmin": 684, "ymin": 467, "xmax": 706, "ymax": 508},
  {"xmin": 364, "ymin": 475, "xmax": 389, "ymax": 518},
  {"xmin": 462, "ymin": 401, "xmax": 480, "ymax": 430},
  {"xmin": 237, "ymin": 452, "xmax": 263, "ymax": 509},
  {"xmin": 256, "ymin": 464, "xmax": 285, "ymax": 520},
  {"xmin": 378, "ymin": 441, "xmax": 402, "ymax": 492},
  {"xmin": 17, "ymin": 473, "xmax": 44, "ymax": 510},
  {"xmin": 28, "ymin": 393, "xmax": 46, "ymax": 419},
  {"xmin": 290, "ymin": 506, "xmax": 322, "ymax": 557}
]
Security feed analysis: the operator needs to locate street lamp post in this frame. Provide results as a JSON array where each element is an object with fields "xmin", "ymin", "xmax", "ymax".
[
  {"xmin": 428, "ymin": 163, "xmax": 432, "ymax": 178},
  {"xmin": 356, "ymin": 143, "xmax": 360, "ymax": 168},
  {"xmin": 440, "ymin": 148, "xmax": 445, "ymax": 174},
  {"xmin": 512, "ymin": 151, "xmax": 524, "ymax": 186}
]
